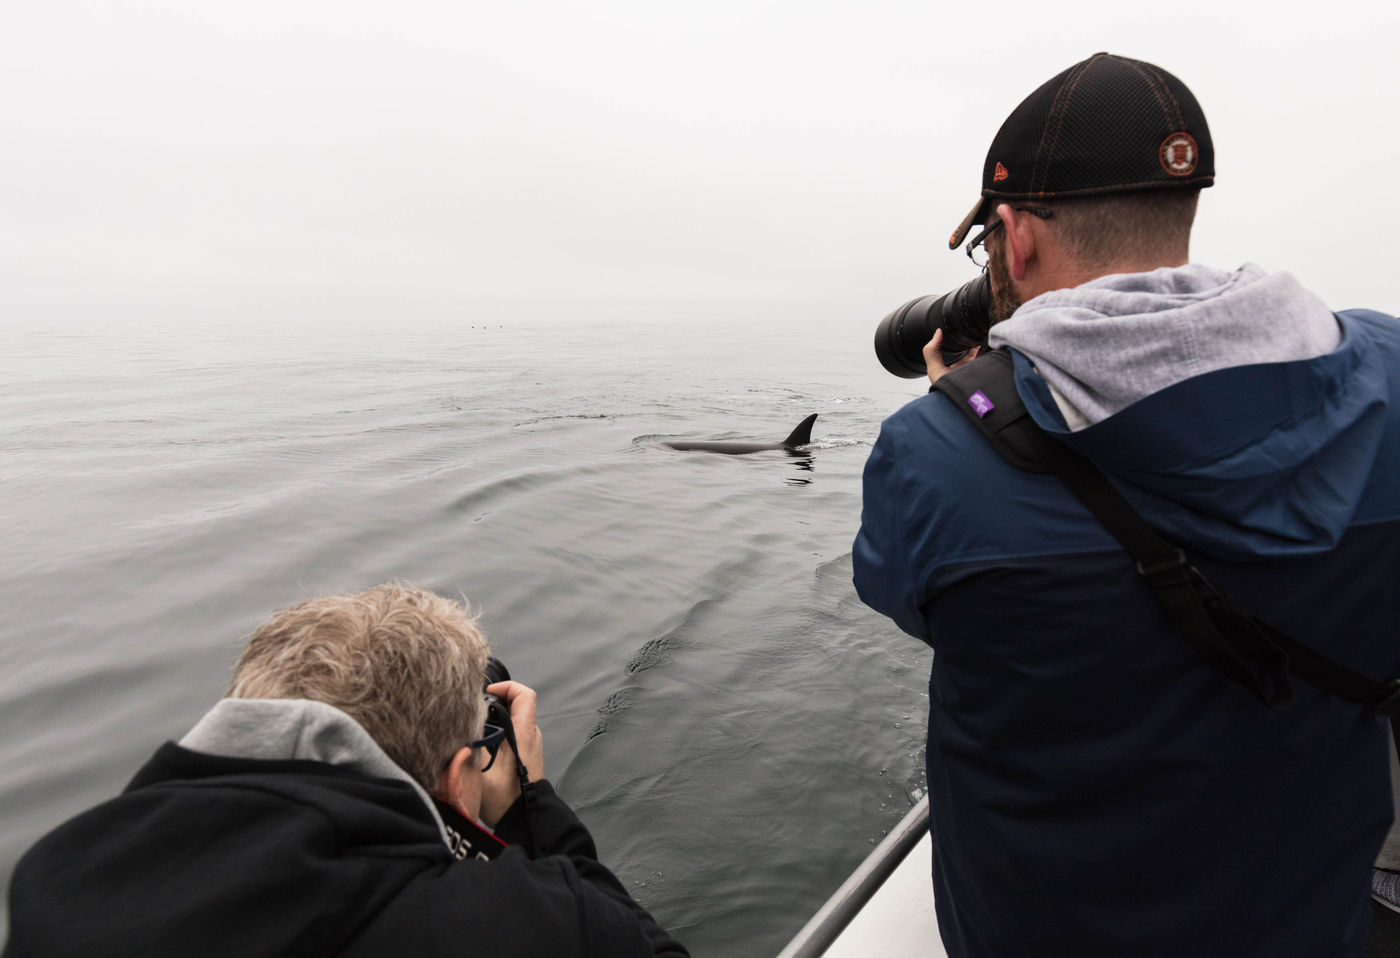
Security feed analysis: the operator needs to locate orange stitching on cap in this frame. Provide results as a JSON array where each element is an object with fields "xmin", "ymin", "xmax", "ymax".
[
  {"xmin": 1143, "ymin": 62, "xmax": 1186, "ymax": 130},
  {"xmin": 1123, "ymin": 59, "xmax": 1181, "ymax": 134},
  {"xmin": 1031, "ymin": 57, "xmax": 1092, "ymax": 194},
  {"xmin": 1039, "ymin": 56, "xmax": 1096, "ymax": 193},
  {"xmin": 1027, "ymin": 175, "xmax": 1213, "ymax": 196},
  {"xmin": 993, "ymin": 162, "xmax": 1010, "ymax": 182}
]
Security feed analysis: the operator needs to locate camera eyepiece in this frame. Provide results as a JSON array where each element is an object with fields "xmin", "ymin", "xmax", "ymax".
[
  {"xmin": 479, "ymin": 655, "xmax": 539, "ymax": 855},
  {"xmin": 484, "ymin": 656, "xmax": 512, "ymax": 732},
  {"xmin": 873, "ymin": 273, "xmax": 992, "ymax": 378}
]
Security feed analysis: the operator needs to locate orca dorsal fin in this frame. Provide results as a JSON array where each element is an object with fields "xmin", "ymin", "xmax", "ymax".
[{"xmin": 782, "ymin": 414, "xmax": 818, "ymax": 448}]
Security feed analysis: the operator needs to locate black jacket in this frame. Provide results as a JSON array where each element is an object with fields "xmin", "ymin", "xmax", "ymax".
[{"xmin": 4, "ymin": 742, "xmax": 689, "ymax": 957}]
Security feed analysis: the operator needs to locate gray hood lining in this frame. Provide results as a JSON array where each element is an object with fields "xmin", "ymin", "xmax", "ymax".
[
  {"xmin": 179, "ymin": 698, "xmax": 454, "ymax": 849},
  {"xmin": 989, "ymin": 263, "xmax": 1341, "ymax": 430}
]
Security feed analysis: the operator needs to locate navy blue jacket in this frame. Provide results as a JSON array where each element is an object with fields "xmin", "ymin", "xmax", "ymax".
[{"xmin": 854, "ymin": 309, "xmax": 1400, "ymax": 957}]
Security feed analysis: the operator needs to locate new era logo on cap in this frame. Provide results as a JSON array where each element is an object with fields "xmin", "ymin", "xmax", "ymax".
[{"xmin": 993, "ymin": 162, "xmax": 1010, "ymax": 182}]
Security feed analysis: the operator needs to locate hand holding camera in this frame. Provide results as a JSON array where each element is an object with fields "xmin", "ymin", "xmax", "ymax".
[
  {"xmin": 922, "ymin": 328, "xmax": 982, "ymax": 386},
  {"xmin": 874, "ymin": 273, "xmax": 993, "ymax": 378},
  {"xmin": 479, "ymin": 658, "xmax": 546, "ymax": 827}
]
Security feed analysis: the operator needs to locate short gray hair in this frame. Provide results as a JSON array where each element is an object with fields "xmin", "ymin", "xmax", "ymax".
[{"xmin": 227, "ymin": 583, "xmax": 489, "ymax": 789}]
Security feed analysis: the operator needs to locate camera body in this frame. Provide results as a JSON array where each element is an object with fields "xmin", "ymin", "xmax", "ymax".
[
  {"xmin": 481, "ymin": 655, "xmax": 539, "ymax": 851},
  {"xmin": 484, "ymin": 656, "xmax": 512, "ymax": 732},
  {"xmin": 874, "ymin": 273, "xmax": 992, "ymax": 378}
]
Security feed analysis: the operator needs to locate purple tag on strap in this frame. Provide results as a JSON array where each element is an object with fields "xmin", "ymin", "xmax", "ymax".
[{"xmin": 968, "ymin": 390, "xmax": 995, "ymax": 418}]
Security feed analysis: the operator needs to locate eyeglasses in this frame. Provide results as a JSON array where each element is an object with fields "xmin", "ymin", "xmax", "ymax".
[
  {"xmin": 445, "ymin": 723, "xmax": 507, "ymax": 773},
  {"xmin": 965, "ymin": 206, "xmax": 1053, "ymax": 270}
]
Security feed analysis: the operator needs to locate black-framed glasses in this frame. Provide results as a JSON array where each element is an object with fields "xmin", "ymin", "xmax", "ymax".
[
  {"xmin": 447, "ymin": 723, "xmax": 507, "ymax": 773},
  {"xmin": 965, "ymin": 206, "xmax": 1053, "ymax": 269}
]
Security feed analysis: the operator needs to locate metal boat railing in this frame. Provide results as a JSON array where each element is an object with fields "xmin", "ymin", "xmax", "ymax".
[{"xmin": 775, "ymin": 794, "xmax": 931, "ymax": 958}]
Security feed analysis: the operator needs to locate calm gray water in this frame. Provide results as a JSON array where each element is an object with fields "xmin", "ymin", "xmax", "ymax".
[{"xmin": 0, "ymin": 307, "xmax": 933, "ymax": 956}]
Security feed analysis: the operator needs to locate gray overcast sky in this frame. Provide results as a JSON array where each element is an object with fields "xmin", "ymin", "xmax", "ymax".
[{"xmin": 1, "ymin": 0, "xmax": 1396, "ymax": 324}]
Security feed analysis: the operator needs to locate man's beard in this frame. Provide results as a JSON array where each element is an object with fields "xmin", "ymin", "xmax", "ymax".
[{"xmin": 987, "ymin": 244, "xmax": 1021, "ymax": 325}]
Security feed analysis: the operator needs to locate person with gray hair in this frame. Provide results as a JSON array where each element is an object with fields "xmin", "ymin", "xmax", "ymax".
[{"xmin": 4, "ymin": 583, "xmax": 690, "ymax": 958}]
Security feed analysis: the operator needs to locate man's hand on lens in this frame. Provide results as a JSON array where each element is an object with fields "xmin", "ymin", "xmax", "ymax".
[
  {"xmin": 480, "ymin": 680, "xmax": 545, "ymax": 826},
  {"xmin": 923, "ymin": 328, "xmax": 982, "ymax": 386}
]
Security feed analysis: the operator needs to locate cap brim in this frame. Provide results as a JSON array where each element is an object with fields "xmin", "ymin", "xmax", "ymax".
[{"xmin": 948, "ymin": 196, "xmax": 991, "ymax": 250}]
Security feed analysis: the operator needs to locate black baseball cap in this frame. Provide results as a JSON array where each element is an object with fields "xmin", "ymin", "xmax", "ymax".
[{"xmin": 949, "ymin": 52, "xmax": 1214, "ymax": 250}]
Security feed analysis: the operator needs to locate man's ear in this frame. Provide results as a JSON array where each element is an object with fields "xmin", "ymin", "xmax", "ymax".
[
  {"xmin": 433, "ymin": 746, "xmax": 477, "ymax": 815},
  {"xmin": 998, "ymin": 203, "xmax": 1037, "ymax": 282}
]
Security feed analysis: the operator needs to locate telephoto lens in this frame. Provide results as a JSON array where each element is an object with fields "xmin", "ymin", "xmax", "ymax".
[
  {"xmin": 873, "ymin": 273, "xmax": 992, "ymax": 378},
  {"xmin": 483, "ymin": 656, "xmax": 512, "ymax": 732}
]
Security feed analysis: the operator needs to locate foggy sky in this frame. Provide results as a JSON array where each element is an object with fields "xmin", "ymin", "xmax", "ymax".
[{"xmin": 2, "ymin": 0, "xmax": 1396, "ymax": 325}]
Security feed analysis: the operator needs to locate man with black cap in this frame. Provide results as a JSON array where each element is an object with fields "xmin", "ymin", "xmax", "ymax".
[{"xmin": 853, "ymin": 53, "xmax": 1400, "ymax": 957}]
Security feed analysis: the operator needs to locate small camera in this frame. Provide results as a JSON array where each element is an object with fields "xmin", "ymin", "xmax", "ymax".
[
  {"xmin": 483, "ymin": 656, "xmax": 512, "ymax": 732},
  {"xmin": 873, "ymin": 273, "xmax": 992, "ymax": 378}
]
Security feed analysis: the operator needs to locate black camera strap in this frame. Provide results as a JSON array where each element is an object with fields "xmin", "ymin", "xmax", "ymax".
[
  {"xmin": 498, "ymin": 718, "xmax": 540, "ymax": 859},
  {"xmin": 485, "ymin": 660, "xmax": 540, "ymax": 858},
  {"xmin": 934, "ymin": 350, "xmax": 1400, "ymax": 716}
]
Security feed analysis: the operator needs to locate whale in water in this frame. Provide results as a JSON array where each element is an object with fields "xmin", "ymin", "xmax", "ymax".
[{"xmin": 664, "ymin": 413, "xmax": 818, "ymax": 455}]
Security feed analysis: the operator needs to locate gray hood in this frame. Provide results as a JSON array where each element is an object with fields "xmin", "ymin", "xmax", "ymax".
[
  {"xmin": 180, "ymin": 697, "xmax": 454, "ymax": 848},
  {"xmin": 988, "ymin": 263, "xmax": 1341, "ymax": 430}
]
